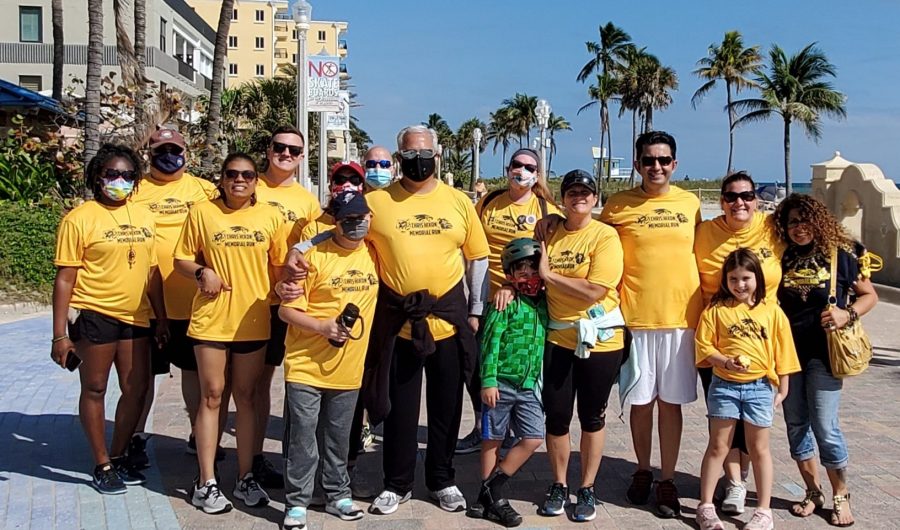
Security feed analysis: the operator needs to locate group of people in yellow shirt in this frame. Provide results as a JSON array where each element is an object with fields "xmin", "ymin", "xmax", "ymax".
[{"xmin": 50, "ymin": 125, "xmax": 876, "ymax": 529}]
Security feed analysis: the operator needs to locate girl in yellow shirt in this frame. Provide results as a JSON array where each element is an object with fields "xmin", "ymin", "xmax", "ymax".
[{"xmin": 694, "ymin": 249, "xmax": 800, "ymax": 530}]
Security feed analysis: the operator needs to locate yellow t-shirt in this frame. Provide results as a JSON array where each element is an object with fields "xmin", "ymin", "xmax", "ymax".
[
  {"xmin": 282, "ymin": 239, "xmax": 379, "ymax": 389},
  {"xmin": 694, "ymin": 212, "xmax": 786, "ymax": 306},
  {"xmin": 600, "ymin": 186, "xmax": 703, "ymax": 329},
  {"xmin": 695, "ymin": 300, "xmax": 801, "ymax": 386},
  {"xmin": 545, "ymin": 220, "xmax": 625, "ymax": 352},
  {"xmin": 292, "ymin": 211, "xmax": 336, "ymax": 247},
  {"xmin": 365, "ymin": 181, "xmax": 490, "ymax": 340},
  {"xmin": 476, "ymin": 191, "xmax": 561, "ymax": 296},
  {"xmin": 54, "ymin": 200, "xmax": 157, "ymax": 327},
  {"xmin": 130, "ymin": 174, "xmax": 217, "ymax": 320},
  {"xmin": 174, "ymin": 199, "xmax": 289, "ymax": 341}
]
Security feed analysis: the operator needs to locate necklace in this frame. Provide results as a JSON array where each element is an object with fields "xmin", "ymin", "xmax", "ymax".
[{"xmin": 103, "ymin": 201, "xmax": 137, "ymax": 269}]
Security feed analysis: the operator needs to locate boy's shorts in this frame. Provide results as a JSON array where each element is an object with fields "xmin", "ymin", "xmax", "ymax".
[
  {"xmin": 707, "ymin": 374, "xmax": 775, "ymax": 428},
  {"xmin": 482, "ymin": 381, "xmax": 544, "ymax": 440}
]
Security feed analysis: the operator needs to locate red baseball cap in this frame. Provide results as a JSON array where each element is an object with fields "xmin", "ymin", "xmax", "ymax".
[
  {"xmin": 148, "ymin": 128, "xmax": 186, "ymax": 150},
  {"xmin": 330, "ymin": 161, "xmax": 364, "ymax": 179}
]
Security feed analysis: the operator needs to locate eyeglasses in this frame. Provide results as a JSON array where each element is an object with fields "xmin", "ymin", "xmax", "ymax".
[
  {"xmin": 722, "ymin": 191, "xmax": 756, "ymax": 203},
  {"xmin": 786, "ymin": 218, "xmax": 810, "ymax": 229},
  {"xmin": 223, "ymin": 169, "xmax": 258, "ymax": 180},
  {"xmin": 365, "ymin": 159, "xmax": 392, "ymax": 169},
  {"xmin": 640, "ymin": 155, "xmax": 674, "ymax": 167},
  {"xmin": 332, "ymin": 173, "xmax": 363, "ymax": 186},
  {"xmin": 153, "ymin": 145, "xmax": 183, "ymax": 156},
  {"xmin": 271, "ymin": 142, "xmax": 303, "ymax": 157},
  {"xmin": 399, "ymin": 149, "xmax": 435, "ymax": 160},
  {"xmin": 104, "ymin": 169, "xmax": 137, "ymax": 180},
  {"xmin": 510, "ymin": 160, "xmax": 538, "ymax": 173}
]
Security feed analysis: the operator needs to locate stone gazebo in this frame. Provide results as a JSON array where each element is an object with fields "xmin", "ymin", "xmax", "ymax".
[{"xmin": 811, "ymin": 152, "xmax": 900, "ymax": 286}]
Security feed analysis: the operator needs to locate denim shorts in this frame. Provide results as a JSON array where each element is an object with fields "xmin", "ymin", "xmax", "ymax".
[
  {"xmin": 707, "ymin": 375, "xmax": 775, "ymax": 428},
  {"xmin": 482, "ymin": 381, "xmax": 544, "ymax": 440}
]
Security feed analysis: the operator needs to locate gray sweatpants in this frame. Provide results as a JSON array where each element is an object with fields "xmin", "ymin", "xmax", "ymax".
[{"xmin": 283, "ymin": 382, "xmax": 359, "ymax": 508}]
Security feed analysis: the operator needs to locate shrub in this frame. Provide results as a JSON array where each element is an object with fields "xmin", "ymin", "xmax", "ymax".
[{"xmin": 0, "ymin": 200, "xmax": 62, "ymax": 295}]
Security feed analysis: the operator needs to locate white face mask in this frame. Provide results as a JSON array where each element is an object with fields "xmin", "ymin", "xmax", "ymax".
[{"xmin": 510, "ymin": 169, "xmax": 537, "ymax": 189}]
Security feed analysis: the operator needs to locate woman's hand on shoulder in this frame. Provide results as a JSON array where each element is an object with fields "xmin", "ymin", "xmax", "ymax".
[
  {"xmin": 492, "ymin": 285, "xmax": 515, "ymax": 312},
  {"xmin": 534, "ymin": 214, "xmax": 563, "ymax": 242}
]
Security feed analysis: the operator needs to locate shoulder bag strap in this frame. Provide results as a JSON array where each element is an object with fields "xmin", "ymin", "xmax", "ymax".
[{"xmin": 828, "ymin": 247, "xmax": 839, "ymax": 306}]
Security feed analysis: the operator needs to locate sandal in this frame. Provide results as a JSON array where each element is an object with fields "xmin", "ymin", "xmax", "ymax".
[
  {"xmin": 791, "ymin": 487, "xmax": 825, "ymax": 517},
  {"xmin": 831, "ymin": 493, "xmax": 855, "ymax": 527}
]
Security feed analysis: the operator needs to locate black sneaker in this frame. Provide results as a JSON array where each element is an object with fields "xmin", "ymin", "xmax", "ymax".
[
  {"xmin": 655, "ymin": 479, "xmax": 681, "ymax": 518},
  {"xmin": 572, "ymin": 486, "xmax": 597, "ymax": 522},
  {"xmin": 465, "ymin": 486, "xmax": 489, "ymax": 520},
  {"xmin": 626, "ymin": 469, "xmax": 653, "ymax": 505},
  {"xmin": 540, "ymin": 482, "xmax": 568, "ymax": 516},
  {"xmin": 486, "ymin": 497, "xmax": 522, "ymax": 527},
  {"xmin": 127, "ymin": 434, "xmax": 150, "ymax": 470},
  {"xmin": 252, "ymin": 454, "xmax": 284, "ymax": 489},
  {"xmin": 92, "ymin": 463, "xmax": 127, "ymax": 495},
  {"xmin": 111, "ymin": 456, "xmax": 147, "ymax": 486},
  {"xmin": 186, "ymin": 435, "xmax": 225, "ymax": 461}
]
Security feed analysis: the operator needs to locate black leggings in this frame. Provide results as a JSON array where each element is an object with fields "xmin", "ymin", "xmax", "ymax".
[
  {"xmin": 699, "ymin": 366, "xmax": 748, "ymax": 454},
  {"xmin": 543, "ymin": 342, "xmax": 623, "ymax": 436}
]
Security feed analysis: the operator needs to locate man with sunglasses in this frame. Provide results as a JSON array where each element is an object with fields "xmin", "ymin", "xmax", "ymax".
[
  {"xmin": 362, "ymin": 146, "xmax": 395, "ymax": 190},
  {"xmin": 253, "ymin": 124, "xmax": 322, "ymax": 490},
  {"xmin": 130, "ymin": 127, "xmax": 217, "ymax": 469},
  {"xmin": 599, "ymin": 130, "xmax": 703, "ymax": 519}
]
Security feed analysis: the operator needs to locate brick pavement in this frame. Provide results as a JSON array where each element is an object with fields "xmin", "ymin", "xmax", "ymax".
[{"xmin": 2, "ymin": 302, "xmax": 900, "ymax": 529}]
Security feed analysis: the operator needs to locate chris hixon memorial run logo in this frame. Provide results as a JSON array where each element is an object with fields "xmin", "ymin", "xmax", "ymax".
[
  {"xmin": 395, "ymin": 214, "xmax": 453, "ymax": 236},
  {"xmin": 104, "ymin": 224, "xmax": 153, "ymax": 243},
  {"xmin": 213, "ymin": 226, "xmax": 266, "ymax": 247},
  {"xmin": 149, "ymin": 198, "xmax": 192, "ymax": 216},
  {"xmin": 635, "ymin": 208, "xmax": 690, "ymax": 229},
  {"xmin": 488, "ymin": 212, "xmax": 536, "ymax": 234},
  {"xmin": 330, "ymin": 269, "xmax": 378, "ymax": 292}
]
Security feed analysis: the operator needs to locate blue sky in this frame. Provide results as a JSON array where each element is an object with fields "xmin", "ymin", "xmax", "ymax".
[{"xmin": 300, "ymin": 0, "xmax": 900, "ymax": 183}]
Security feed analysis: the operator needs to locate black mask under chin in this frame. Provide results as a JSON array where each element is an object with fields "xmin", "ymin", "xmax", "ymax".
[{"xmin": 400, "ymin": 156, "xmax": 436, "ymax": 182}]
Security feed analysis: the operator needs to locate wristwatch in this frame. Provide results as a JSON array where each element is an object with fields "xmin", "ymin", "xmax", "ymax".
[{"xmin": 195, "ymin": 267, "xmax": 206, "ymax": 281}]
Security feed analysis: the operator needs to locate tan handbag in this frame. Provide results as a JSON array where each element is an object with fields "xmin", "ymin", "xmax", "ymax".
[{"xmin": 825, "ymin": 248, "xmax": 872, "ymax": 378}]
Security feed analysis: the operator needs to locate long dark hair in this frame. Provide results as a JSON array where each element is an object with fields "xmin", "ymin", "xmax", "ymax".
[
  {"xmin": 217, "ymin": 152, "xmax": 258, "ymax": 206},
  {"xmin": 710, "ymin": 248, "xmax": 766, "ymax": 308},
  {"xmin": 85, "ymin": 143, "xmax": 143, "ymax": 199},
  {"xmin": 773, "ymin": 193, "xmax": 853, "ymax": 254}
]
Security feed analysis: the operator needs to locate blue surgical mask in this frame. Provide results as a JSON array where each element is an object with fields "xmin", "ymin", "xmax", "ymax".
[
  {"xmin": 101, "ymin": 177, "xmax": 135, "ymax": 201},
  {"xmin": 365, "ymin": 168, "xmax": 392, "ymax": 189},
  {"xmin": 151, "ymin": 152, "xmax": 186, "ymax": 174}
]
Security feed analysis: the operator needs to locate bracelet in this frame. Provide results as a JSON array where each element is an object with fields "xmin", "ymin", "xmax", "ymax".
[
  {"xmin": 194, "ymin": 267, "xmax": 206, "ymax": 281},
  {"xmin": 847, "ymin": 306, "xmax": 859, "ymax": 324},
  {"xmin": 51, "ymin": 335, "xmax": 69, "ymax": 344}
]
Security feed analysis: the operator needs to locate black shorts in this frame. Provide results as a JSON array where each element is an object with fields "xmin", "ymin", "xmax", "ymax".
[
  {"xmin": 265, "ymin": 305, "xmax": 288, "ymax": 366},
  {"xmin": 191, "ymin": 338, "xmax": 268, "ymax": 354},
  {"xmin": 150, "ymin": 319, "xmax": 195, "ymax": 373},
  {"xmin": 68, "ymin": 309, "xmax": 151, "ymax": 345}
]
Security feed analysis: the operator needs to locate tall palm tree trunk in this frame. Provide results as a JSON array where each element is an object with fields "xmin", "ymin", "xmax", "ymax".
[
  {"xmin": 203, "ymin": 0, "xmax": 235, "ymax": 176},
  {"xmin": 605, "ymin": 110, "xmax": 612, "ymax": 183},
  {"xmin": 51, "ymin": 0, "xmax": 63, "ymax": 101},
  {"xmin": 84, "ymin": 0, "xmax": 104, "ymax": 184},
  {"xmin": 783, "ymin": 117, "xmax": 792, "ymax": 195},
  {"xmin": 598, "ymin": 103, "xmax": 606, "ymax": 181},
  {"xmin": 629, "ymin": 109, "xmax": 637, "ymax": 186},
  {"xmin": 725, "ymin": 80, "xmax": 734, "ymax": 175},
  {"xmin": 113, "ymin": 0, "xmax": 136, "ymax": 88},
  {"xmin": 547, "ymin": 133, "xmax": 555, "ymax": 176},
  {"xmin": 644, "ymin": 107, "xmax": 654, "ymax": 132},
  {"xmin": 134, "ymin": 0, "xmax": 147, "ymax": 139}
]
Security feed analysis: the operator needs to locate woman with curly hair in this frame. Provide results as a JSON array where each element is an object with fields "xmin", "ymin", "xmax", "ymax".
[{"xmin": 774, "ymin": 193, "xmax": 879, "ymax": 527}]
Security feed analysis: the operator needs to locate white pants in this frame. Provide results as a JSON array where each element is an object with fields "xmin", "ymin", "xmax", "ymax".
[{"xmin": 627, "ymin": 328, "xmax": 698, "ymax": 406}]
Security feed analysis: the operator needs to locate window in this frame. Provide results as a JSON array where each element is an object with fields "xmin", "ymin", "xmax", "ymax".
[
  {"xmin": 292, "ymin": 54, "xmax": 297, "ymax": 64},
  {"xmin": 255, "ymin": 64, "xmax": 264, "ymax": 77},
  {"xmin": 19, "ymin": 75, "xmax": 42, "ymax": 91},
  {"xmin": 317, "ymin": 30, "xmax": 326, "ymax": 41},
  {"xmin": 228, "ymin": 63, "xmax": 238, "ymax": 76},
  {"xmin": 255, "ymin": 36, "xmax": 264, "ymax": 49},
  {"xmin": 19, "ymin": 6, "xmax": 42, "ymax": 43},
  {"xmin": 255, "ymin": 10, "xmax": 264, "ymax": 22},
  {"xmin": 159, "ymin": 18, "xmax": 167, "ymax": 53},
  {"xmin": 231, "ymin": 8, "xmax": 238, "ymax": 21},
  {"xmin": 292, "ymin": 29, "xmax": 297, "ymax": 40},
  {"xmin": 228, "ymin": 35, "xmax": 237, "ymax": 48}
]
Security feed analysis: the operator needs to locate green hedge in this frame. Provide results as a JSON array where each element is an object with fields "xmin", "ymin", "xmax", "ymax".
[{"xmin": 0, "ymin": 201, "xmax": 62, "ymax": 294}]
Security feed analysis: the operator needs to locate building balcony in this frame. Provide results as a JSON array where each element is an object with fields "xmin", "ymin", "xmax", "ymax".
[
  {"xmin": 275, "ymin": 22, "xmax": 289, "ymax": 32},
  {"xmin": 274, "ymin": 49, "xmax": 288, "ymax": 59},
  {"xmin": 275, "ymin": 11, "xmax": 293, "ymax": 20},
  {"xmin": 338, "ymin": 39, "xmax": 347, "ymax": 50}
]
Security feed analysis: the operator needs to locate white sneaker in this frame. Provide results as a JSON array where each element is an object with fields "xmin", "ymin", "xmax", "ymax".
[
  {"xmin": 325, "ymin": 498, "xmax": 364, "ymax": 521},
  {"xmin": 368, "ymin": 489, "xmax": 412, "ymax": 515},
  {"xmin": 283, "ymin": 506, "xmax": 307, "ymax": 529},
  {"xmin": 191, "ymin": 478, "xmax": 233, "ymax": 514},
  {"xmin": 721, "ymin": 479, "xmax": 747, "ymax": 515},
  {"xmin": 349, "ymin": 466, "xmax": 376, "ymax": 499},
  {"xmin": 430, "ymin": 485, "xmax": 467, "ymax": 512},
  {"xmin": 233, "ymin": 472, "xmax": 270, "ymax": 507}
]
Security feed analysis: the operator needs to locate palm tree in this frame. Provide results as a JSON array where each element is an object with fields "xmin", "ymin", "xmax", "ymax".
[
  {"xmin": 546, "ymin": 113, "xmax": 571, "ymax": 177},
  {"xmin": 487, "ymin": 108, "xmax": 513, "ymax": 175},
  {"xmin": 691, "ymin": 31, "xmax": 763, "ymax": 174},
  {"xmin": 500, "ymin": 93, "xmax": 537, "ymax": 146},
  {"xmin": 113, "ymin": 0, "xmax": 137, "ymax": 88},
  {"xmin": 51, "ymin": 0, "xmax": 63, "ymax": 101},
  {"xmin": 455, "ymin": 117, "xmax": 487, "ymax": 189},
  {"xmin": 640, "ymin": 58, "xmax": 678, "ymax": 132},
  {"xmin": 617, "ymin": 46, "xmax": 654, "ymax": 184},
  {"xmin": 203, "ymin": 0, "xmax": 235, "ymax": 177},
  {"xmin": 577, "ymin": 22, "xmax": 633, "ymax": 179},
  {"xmin": 84, "ymin": 0, "xmax": 104, "ymax": 174},
  {"xmin": 134, "ymin": 0, "xmax": 147, "ymax": 141},
  {"xmin": 730, "ymin": 43, "xmax": 846, "ymax": 194},
  {"xmin": 577, "ymin": 73, "xmax": 618, "ymax": 180},
  {"xmin": 422, "ymin": 113, "xmax": 454, "ymax": 160}
]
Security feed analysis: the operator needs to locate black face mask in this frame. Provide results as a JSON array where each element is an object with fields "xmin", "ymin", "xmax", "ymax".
[{"xmin": 400, "ymin": 156, "xmax": 436, "ymax": 182}]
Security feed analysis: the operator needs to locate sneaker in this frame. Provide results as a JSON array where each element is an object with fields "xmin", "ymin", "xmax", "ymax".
[
  {"xmin": 127, "ymin": 434, "xmax": 150, "ymax": 470},
  {"xmin": 369, "ymin": 489, "xmax": 412, "ymax": 515},
  {"xmin": 233, "ymin": 472, "xmax": 270, "ymax": 507},
  {"xmin": 325, "ymin": 498, "xmax": 365, "ymax": 521},
  {"xmin": 191, "ymin": 478, "xmax": 233, "ymax": 514},
  {"xmin": 655, "ymin": 479, "xmax": 681, "ymax": 518},
  {"xmin": 252, "ymin": 454, "xmax": 284, "ymax": 489},
  {"xmin": 186, "ymin": 435, "xmax": 225, "ymax": 461},
  {"xmin": 696, "ymin": 502, "xmax": 725, "ymax": 530},
  {"xmin": 111, "ymin": 456, "xmax": 147, "ymax": 486},
  {"xmin": 455, "ymin": 427, "xmax": 481, "ymax": 455},
  {"xmin": 572, "ymin": 486, "xmax": 597, "ymax": 522},
  {"xmin": 430, "ymin": 485, "xmax": 467, "ymax": 512},
  {"xmin": 360, "ymin": 423, "xmax": 375, "ymax": 451},
  {"xmin": 283, "ymin": 506, "xmax": 307, "ymax": 530},
  {"xmin": 626, "ymin": 469, "xmax": 654, "ymax": 505},
  {"xmin": 540, "ymin": 482, "xmax": 568, "ymax": 516},
  {"xmin": 486, "ymin": 498, "xmax": 523, "ymax": 527},
  {"xmin": 721, "ymin": 479, "xmax": 747, "ymax": 515},
  {"xmin": 349, "ymin": 466, "xmax": 376, "ymax": 499},
  {"xmin": 744, "ymin": 508, "xmax": 775, "ymax": 530},
  {"xmin": 92, "ymin": 463, "xmax": 127, "ymax": 495}
]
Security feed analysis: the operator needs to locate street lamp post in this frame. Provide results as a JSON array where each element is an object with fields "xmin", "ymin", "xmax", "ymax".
[
  {"xmin": 293, "ymin": 1, "xmax": 312, "ymax": 186},
  {"xmin": 536, "ymin": 99, "xmax": 551, "ymax": 180},
  {"xmin": 472, "ymin": 127, "xmax": 482, "ymax": 192}
]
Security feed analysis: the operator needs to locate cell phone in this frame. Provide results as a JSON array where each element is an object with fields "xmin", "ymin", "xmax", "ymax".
[{"xmin": 65, "ymin": 350, "xmax": 82, "ymax": 372}]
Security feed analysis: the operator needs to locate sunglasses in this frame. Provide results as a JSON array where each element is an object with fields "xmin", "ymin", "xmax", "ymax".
[
  {"xmin": 365, "ymin": 159, "xmax": 392, "ymax": 169},
  {"xmin": 332, "ymin": 173, "xmax": 363, "ymax": 186},
  {"xmin": 722, "ymin": 191, "xmax": 756, "ymax": 203},
  {"xmin": 640, "ymin": 155, "xmax": 674, "ymax": 167},
  {"xmin": 104, "ymin": 169, "xmax": 137, "ymax": 180},
  {"xmin": 271, "ymin": 142, "xmax": 303, "ymax": 157},
  {"xmin": 223, "ymin": 169, "xmax": 258, "ymax": 180},
  {"xmin": 399, "ymin": 149, "xmax": 435, "ymax": 160},
  {"xmin": 510, "ymin": 160, "xmax": 538, "ymax": 173},
  {"xmin": 786, "ymin": 218, "xmax": 810, "ymax": 229},
  {"xmin": 153, "ymin": 144, "xmax": 183, "ymax": 155}
]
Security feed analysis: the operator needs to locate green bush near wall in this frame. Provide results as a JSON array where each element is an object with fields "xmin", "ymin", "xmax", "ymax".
[{"xmin": 0, "ymin": 201, "xmax": 62, "ymax": 295}]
